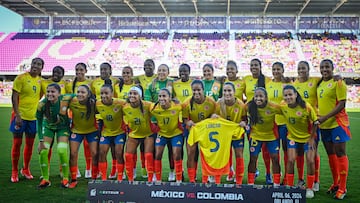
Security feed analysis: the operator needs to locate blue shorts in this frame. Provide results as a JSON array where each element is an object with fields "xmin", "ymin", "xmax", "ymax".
[
  {"xmin": 155, "ymin": 134, "xmax": 183, "ymax": 147},
  {"xmin": 232, "ymin": 137, "xmax": 245, "ymax": 149},
  {"xmin": 182, "ymin": 123, "xmax": 189, "ymax": 138},
  {"xmin": 99, "ymin": 133, "xmax": 126, "ymax": 145},
  {"xmin": 249, "ymin": 138, "xmax": 279, "ymax": 156},
  {"xmin": 69, "ymin": 131, "xmax": 99, "ymax": 143},
  {"xmin": 278, "ymin": 125, "xmax": 288, "ymax": 140},
  {"xmin": 320, "ymin": 126, "xmax": 351, "ymax": 143},
  {"xmin": 287, "ymin": 139, "xmax": 314, "ymax": 152},
  {"xmin": 9, "ymin": 119, "xmax": 37, "ymax": 134}
]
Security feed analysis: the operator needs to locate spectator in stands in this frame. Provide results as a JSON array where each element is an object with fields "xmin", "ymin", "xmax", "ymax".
[{"xmin": 10, "ymin": 57, "xmax": 44, "ymax": 183}]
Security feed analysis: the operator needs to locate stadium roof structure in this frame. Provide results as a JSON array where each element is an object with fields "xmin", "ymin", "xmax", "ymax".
[{"xmin": 1, "ymin": 0, "xmax": 359, "ymax": 17}]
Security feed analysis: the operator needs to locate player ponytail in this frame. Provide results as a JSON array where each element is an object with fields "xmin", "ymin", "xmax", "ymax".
[
  {"xmin": 283, "ymin": 85, "xmax": 306, "ymax": 109},
  {"xmin": 252, "ymin": 58, "xmax": 265, "ymax": 88}
]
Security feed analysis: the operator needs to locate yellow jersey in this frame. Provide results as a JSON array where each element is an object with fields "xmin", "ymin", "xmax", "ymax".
[
  {"xmin": 150, "ymin": 101, "xmax": 182, "ymax": 138},
  {"xmin": 91, "ymin": 76, "xmax": 119, "ymax": 100},
  {"xmin": 96, "ymin": 98, "xmax": 125, "ymax": 136},
  {"xmin": 173, "ymin": 79, "xmax": 193, "ymax": 103},
  {"xmin": 224, "ymin": 78, "xmax": 244, "ymax": 100},
  {"xmin": 182, "ymin": 96, "xmax": 216, "ymax": 123},
  {"xmin": 122, "ymin": 101, "xmax": 154, "ymax": 138}
]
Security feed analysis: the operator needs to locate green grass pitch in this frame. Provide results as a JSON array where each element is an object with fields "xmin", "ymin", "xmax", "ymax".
[{"xmin": 0, "ymin": 107, "xmax": 359, "ymax": 202}]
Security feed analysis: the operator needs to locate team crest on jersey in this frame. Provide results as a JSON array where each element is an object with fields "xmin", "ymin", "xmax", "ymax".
[
  {"xmin": 234, "ymin": 108, "xmax": 239, "ymax": 113},
  {"xmin": 250, "ymin": 147, "xmax": 255, "ymax": 152},
  {"xmin": 171, "ymin": 110, "xmax": 176, "ymax": 115},
  {"xmin": 38, "ymin": 80, "xmax": 41, "ymax": 84},
  {"xmin": 327, "ymin": 83, "xmax": 333, "ymax": 88},
  {"xmin": 62, "ymin": 106, "xmax": 67, "ymax": 112},
  {"xmin": 100, "ymin": 137, "xmax": 105, "ymax": 142},
  {"xmin": 60, "ymin": 84, "xmax": 64, "ymax": 88},
  {"xmin": 213, "ymin": 86, "xmax": 219, "ymax": 91},
  {"xmin": 113, "ymin": 107, "xmax": 119, "ymax": 112},
  {"xmin": 296, "ymin": 111, "xmax": 302, "ymax": 116},
  {"xmin": 308, "ymin": 82, "xmax": 313, "ymax": 87},
  {"xmin": 265, "ymin": 110, "xmax": 271, "ymax": 115},
  {"xmin": 71, "ymin": 133, "xmax": 76, "ymax": 139},
  {"xmin": 236, "ymin": 84, "xmax": 241, "ymax": 88},
  {"xmin": 204, "ymin": 105, "xmax": 209, "ymax": 110},
  {"xmin": 289, "ymin": 140, "xmax": 295, "ymax": 146}
]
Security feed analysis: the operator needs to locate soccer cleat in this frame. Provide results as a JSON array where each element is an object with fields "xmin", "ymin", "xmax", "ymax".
[
  {"xmin": 141, "ymin": 168, "xmax": 148, "ymax": 178},
  {"xmin": 85, "ymin": 170, "xmax": 92, "ymax": 179},
  {"xmin": 20, "ymin": 168, "xmax": 34, "ymax": 180},
  {"xmin": 11, "ymin": 172, "xmax": 19, "ymax": 183},
  {"xmin": 207, "ymin": 176, "xmax": 215, "ymax": 183},
  {"xmin": 297, "ymin": 179, "xmax": 306, "ymax": 189},
  {"xmin": 313, "ymin": 182, "xmax": 320, "ymax": 192},
  {"xmin": 327, "ymin": 184, "xmax": 339, "ymax": 194},
  {"xmin": 68, "ymin": 180, "xmax": 78, "ymax": 189},
  {"xmin": 168, "ymin": 171, "xmax": 175, "ymax": 182},
  {"xmin": 334, "ymin": 189, "xmax": 346, "ymax": 200},
  {"xmin": 226, "ymin": 169, "xmax": 234, "ymax": 181},
  {"xmin": 306, "ymin": 189, "xmax": 315, "ymax": 199},
  {"xmin": 61, "ymin": 179, "xmax": 69, "ymax": 188},
  {"xmin": 38, "ymin": 180, "xmax": 51, "ymax": 189},
  {"xmin": 76, "ymin": 169, "xmax": 81, "ymax": 178},
  {"xmin": 108, "ymin": 172, "xmax": 117, "ymax": 179},
  {"xmin": 266, "ymin": 173, "xmax": 273, "ymax": 185}
]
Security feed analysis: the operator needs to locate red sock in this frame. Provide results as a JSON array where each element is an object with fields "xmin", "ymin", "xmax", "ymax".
[
  {"xmin": 145, "ymin": 153, "xmax": 154, "ymax": 182},
  {"xmin": 273, "ymin": 173, "xmax": 281, "ymax": 185},
  {"xmin": 307, "ymin": 175, "xmax": 315, "ymax": 189},
  {"xmin": 315, "ymin": 155, "xmax": 320, "ymax": 182},
  {"xmin": 23, "ymin": 137, "xmax": 34, "ymax": 170},
  {"xmin": 285, "ymin": 174, "xmax": 294, "ymax": 186},
  {"xmin": 202, "ymin": 175, "xmax": 207, "ymax": 184},
  {"xmin": 111, "ymin": 159, "xmax": 117, "ymax": 175},
  {"xmin": 188, "ymin": 168, "xmax": 196, "ymax": 183},
  {"xmin": 125, "ymin": 153, "xmax": 135, "ymax": 181},
  {"xmin": 117, "ymin": 163, "xmax": 124, "ymax": 181},
  {"xmin": 337, "ymin": 155, "xmax": 349, "ymax": 192},
  {"xmin": 70, "ymin": 166, "xmax": 78, "ymax": 180},
  {"xmin": 154, "ymin": 160, "xmax": 162, "ymax": 181},
  {"xmin": 296, "ymin": 155, "xmax": 304, "ymax": 181},
  {"xmin": 215, "ymin": 175, "xmax": 221, "ymax": 184},
  {"xmin": 262, "ymin": 145, "xmax": 271, "ymax": 174},
  {"xmin": 83, "ymin": 139, "xmax": 91, "ymax": 170},
  {"xmin": 11, "ymin": 138, "xmax": 22, "ymax": 172},
  {"xmin": 248, "ymin": 172, "xmax": 255, "ymax": 184},
  {"xmin": 328, "ymin": 154, "xmax": 339, "ymax": 186},
  {"xmin": 175, "ymin": 160, "xmax": 183, "ymax": 182},
  {"xmin": 235, "ymin": 157, "xmax": 244, "ymax": 185},
  {"xmin": 140, "ymin": 151, "xmax": 146, "ymax": 168},
  {"xmin": 91, "ymin": 164, "xmax": 99, "ymax": 179},
  {"xmin": 99, "ymin": 161, "xmax": 107, "ymax": 180}
]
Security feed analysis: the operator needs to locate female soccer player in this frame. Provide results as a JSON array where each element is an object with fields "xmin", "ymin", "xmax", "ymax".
[
  {"xmin": 91, "ymin": 63, "xmax": 119, "ymax": 179},
  {"xmin": 68, "ymin": 85, "xmax": 98, "ymax": 188},
  {"xmin": 293, "ymin": 61, "xmax": 321, "ymax": 190},
  {"xmin": 173, "ymin": 63, "xmax": 193, "ymax": 103},
  {"xmin": 182, "ymin": 80, "xmax": 216, "ymax": 183},
  {"xmin": 37, "ymin": 83, "xmax": 72, "ymax": 188},
  {"xmin": 267, "ymin": 62, "xmax": 290, "ymax": 185},
  {"xmin": 151, "ymin": 88, "xmax": 183, "ymax": 183},
  {"xmin": 246, "ymin": 87, "xmax": 281, "ymax": 187},
  {"xmin": 66, "ymin": 62, "xmax": 93, "ymax": 178},
  {"xmin": 317, "ymin": 59, "xmax": 350, "ymax": 200},
  {"xmin": 144, "ymin": 64, "xmax": 176, "ymax": 181},
  {"xmin": 135, "ymin": 59, "xmax": 157, "ymax": 90},
  {"xmin": 115, "ymin": 66, "xmax": 136, "ymax": 99},
  {"xmin": 214, "ymin": 82, "xmax": 247, "ymax": 185},
  {"xmin": 123, "ymin": 86, "xmax": 155, "ymax": 182},
  {"xmin": 10, "ymin": 57, "xmax": 43, "ymax": 183},
  {"xmin": 281, "ymin": 85, "xmax": 318, "ymax": 199},
  {"xmin": 242, "ymin": 58, "xmax": 272, "ymax": 184},
  {"xmin": 202, "ymin": 63, "xmax": 221, "ymax": 101},
  {"xmin": 96, "ymin": 81, "xmax": 126, "ymax": 181},
  {"xmin": 41, "ymin": 66, "xmax": 68, "ymax": 95},
  {"xmin": 224, "ymin": 60, "xmax": 244, "ymax": 100}
]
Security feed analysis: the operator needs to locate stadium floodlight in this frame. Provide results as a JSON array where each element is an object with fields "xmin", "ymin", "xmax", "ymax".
[
  {"xmin": 331, "ymin": 0, "xmax": 347, "ymax": 15},
  {"xmin": 23, "ymin": 0, "xmax": 48, "ymax": 15},
  {"xmin": 90, "ymin": 0, "xmax": 108, "ymax": 15},
  {"xmin": 192, "ymin": 0, "xmax": 198, "ymax": 16},
  {"xmin": 124, "ymin": 0, "xmax": 140, "ymax": 16},
  {"xmin": 297, "ymin": 0, "xmax": 311, "ymax": 16},
  {"xmin": 56, "ymin": 0, "xmax": 79, "ymax": 15},
  {"xmin": 158, "ymin": 0, "xmax": 168, "ymax": 16}
]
